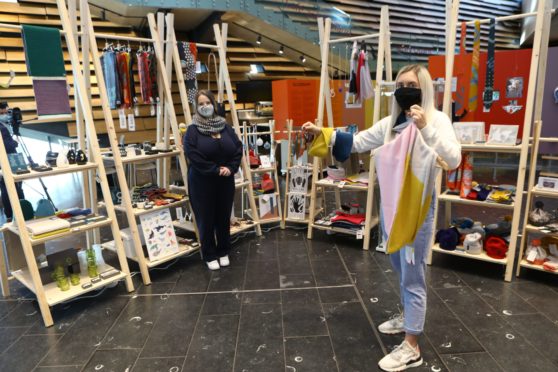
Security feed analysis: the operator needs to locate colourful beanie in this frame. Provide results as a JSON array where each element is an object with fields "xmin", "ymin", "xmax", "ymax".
[
  {"xmin": 485, "ymin": 236, "xmax": 508, "ymax": 259},
  {"xmin": 435, "ymin": 227, "xmax": 460, "ymax": 251},
  {"xmin": 308, "ymin": 128, "xmax": 334, "ymax": 158},
  {"xmin": 332, "ymin": 130, "xmax": 354, "ymax": 162}
]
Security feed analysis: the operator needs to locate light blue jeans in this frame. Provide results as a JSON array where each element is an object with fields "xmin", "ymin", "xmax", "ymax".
[{"xmin": 381, "ymin": 196, "xmax": 435, "ymax": 335}]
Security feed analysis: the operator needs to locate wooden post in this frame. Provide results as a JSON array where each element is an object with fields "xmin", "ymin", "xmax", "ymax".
[
  {"xmin": 281, "ymin": 119, "xmax": 293, "ymax": 229},
  {"xmin": 156, "ymin": 12, "xmax": 165, "ymax": 187},
  {"xmin": 213, "ymin": 23, "xmax": 262, "ymax": 236}
]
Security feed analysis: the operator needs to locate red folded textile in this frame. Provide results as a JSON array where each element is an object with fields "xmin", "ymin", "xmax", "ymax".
[{"xmin": 331, "ymin": 211, "xmax": 365, "ymax": 225}]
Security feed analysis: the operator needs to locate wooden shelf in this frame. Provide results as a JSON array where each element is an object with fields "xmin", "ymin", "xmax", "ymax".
[
  {"xmin": 231, "ymin": 221, "xmax": 258, "ymax": 235},
  {"xmin": 460, "ymin": 143, "xmax": 522, "ymax": 153},
  {"xmin": 438, "ymin": 191, "xmax": 515, "ymax": 209},
  {"xmin": 315, "ymin": 179, "xmax": 368, "ymax": 191},
  {"xmin": 8, "ymin": 218, "xmax": 112, "ymax": 245},
  {"xmin": 519, "ymin": 259, "xmax": 558, "ymax": 275},
  {"xmin": 525, "ymin": 224, "xmax": 558, "ymax": 236},
  {"xmin": 5, "ymin": 162, "xmax": 98, "ymax": 181},
  {"xmin": 250, "ymin": 166, "xmax": 276, "ymax": 173},
  {"xmin": 145, "ymin": 244, "xmax": 199, "ymax": 268},
  {"xmin": 173, "ymin": 220, "xmax": 196, "ymax": 232},
  {"xmin": 12, "ymin": 264, "xmax": 126, "ymax": 306},
  {"xmin": 531, "ymin": 186, "xmax": 558, "ymax": 198},
  {"xmin": 114, "ymin": 198, "xmax": 189, "ymax": 216},
  {"xmin": 103, "ymin": 150, "xmax": 181, "ymax": 164},
  {"xmin": 311, "ymin": 216, "xmax": 378, "ymax": 237},
  {"xmin": 235, "ymin": 180, "xmax": 250, "ymax": 189},
  {"xmin": 431, "ymin": 244, "xmax": 507, "ymax": 265},
  {"xmin": 258, "ymin": 216, "xmax": 282, "ymax": 224}
]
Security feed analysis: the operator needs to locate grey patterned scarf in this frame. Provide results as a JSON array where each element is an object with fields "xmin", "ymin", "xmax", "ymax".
[{"xmin": 191, "ymin": 113, "xmax": 227, "ymax": 135}]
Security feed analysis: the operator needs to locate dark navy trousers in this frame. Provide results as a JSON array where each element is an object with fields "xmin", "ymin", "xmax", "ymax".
[{"xmin": 188, "ymin": 170, "xmax": 235, "ymax": 262}]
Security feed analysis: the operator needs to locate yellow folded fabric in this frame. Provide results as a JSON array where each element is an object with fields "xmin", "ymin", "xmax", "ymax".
[{"xmin": 308, "ymin": 128, "xmax": 334, "ymax": 158}]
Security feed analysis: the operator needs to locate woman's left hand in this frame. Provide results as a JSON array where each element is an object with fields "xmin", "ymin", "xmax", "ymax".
[
  {"xmin": 409, "ymin": 105, "xmax": 427, "ymax": 129},
  {"xmin": 219, "ymin": 166, "xmax": 231, "ymax": 176}
]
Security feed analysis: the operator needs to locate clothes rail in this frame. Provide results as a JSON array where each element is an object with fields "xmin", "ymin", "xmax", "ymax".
[
  {"xmin": 460, "ymin": 9, "xmax": 556, "ymax": 26},
  {"xmin": 329, "ymin": 32, "xmax": 380, "ymax": 44}
]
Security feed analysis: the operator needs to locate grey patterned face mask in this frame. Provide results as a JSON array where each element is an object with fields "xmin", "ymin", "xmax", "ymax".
[{"xmin": 197, "ymin": 104, "xmax": 214, "ymax": 118}]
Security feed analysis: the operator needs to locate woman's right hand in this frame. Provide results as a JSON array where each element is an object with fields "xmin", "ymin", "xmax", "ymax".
[{"xmin": 302, "ymin": 122, "xmax": 322, "ymax": 136}]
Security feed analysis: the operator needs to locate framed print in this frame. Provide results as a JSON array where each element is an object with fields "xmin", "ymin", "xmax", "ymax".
[
  {"xmin": 538, "ymin": 176, "xmax": 558, "ymax": 191},
  {"xmin": 140, "ymin": 209, "xmax": 179, "ymax": 262},
  {"xmin": 287, "ymin": 192, "xmax": 306, "ymax": 220},
  {"xmin": 259, "ymin": 194, "xmax": 279, "ymax": 220},
  {"xmin": 487, "ymin": 124, "xmax": 519, "ymax": 146},
  {"xmin": 452, "ymin": 122, "xmax": 485, "ymax": 144}
]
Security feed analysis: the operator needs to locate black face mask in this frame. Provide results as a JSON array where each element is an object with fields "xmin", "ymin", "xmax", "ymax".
[{"xmin": 394, "ymin": 87, "xmax": 422, "ymax": 111}]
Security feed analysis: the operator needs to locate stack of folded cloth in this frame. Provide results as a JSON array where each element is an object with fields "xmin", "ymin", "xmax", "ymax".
[
  {"xmin": 459, "ymin": 183, "xmax": 514, "ymax": 205},
  {"xmin": 330, "ymin": 211, "xmax": 365, "ymax": 230}
]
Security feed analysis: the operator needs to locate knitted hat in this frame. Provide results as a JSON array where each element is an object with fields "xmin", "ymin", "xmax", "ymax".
[
  {"xmin": 435, "ymin": 227, "xmax": 460, "ymax": 251},
  {"xmin": 485, "ymin": 216, "xmax": 512, "ymax": 237},
  {"xmin": 332, "ymin": 130, "xmax": 354, "ymax": 162},
  {"xmin": 464, "ymin": 232, "xmax": 483, "ymax": 255},
  {"xmin": 485, "ymin": 236, "xmax": 508, "ymax": 259},
  {"xmin": 457, "ymin": 221, "xmax": 486, "ymax": 238},
  {"xmin": 308, "ymin": 128, "xmax": 334, "ymax": 158}
]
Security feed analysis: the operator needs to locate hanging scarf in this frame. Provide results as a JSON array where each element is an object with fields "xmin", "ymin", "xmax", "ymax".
[
  {"xmin": 482, "ymin": 18, "xmax": 496, "ymax": 110},
  {"xmin": 191, "ymin": 113, "xmax": 227, "ymax": 135},
  {"xmin": 138, "ymin": 51, "xmax": 152, "ymax": 103},
  {"xmin": 117, "ymin": 51, "xmax": 131, "ymax": 108},
  {"xmin": 468, "ymin": 20, "xmax": 481, "ymax": 112},
  {"xmin": 454, "ymin": 22, "xmax": 468, "ymax": 117}
]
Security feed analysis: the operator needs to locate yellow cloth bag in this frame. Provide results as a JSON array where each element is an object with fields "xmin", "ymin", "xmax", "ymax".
[{"xmin": 308, "ymin": 128, "xmax": 334, "ymax": 158}]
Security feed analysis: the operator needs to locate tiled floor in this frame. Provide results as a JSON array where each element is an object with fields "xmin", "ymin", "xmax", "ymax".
[{"xmin": 1, "ymin": 228, "xmax": 558, "ymax": 372}]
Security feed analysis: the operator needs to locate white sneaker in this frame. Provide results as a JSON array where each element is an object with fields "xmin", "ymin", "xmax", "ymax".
[
  {"xmin": 378, "ymin": 313, "xmax": 405, "ymax": 334},
  {"xmin": 206, "ymin": 260, "xmax": 220, "ymax": 270},
  {"xmin": 378, "ymin": 340, "xmax": 422, "ymax": 371},
  {"xmin": 219, "ymin": 255, "xmax": 230, "ymax": 267}
]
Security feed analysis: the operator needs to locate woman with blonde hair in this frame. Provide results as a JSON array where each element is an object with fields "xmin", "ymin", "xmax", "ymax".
[{"xmin": 303, "ymin": 64, "xmax": 461, "ymax": 371}]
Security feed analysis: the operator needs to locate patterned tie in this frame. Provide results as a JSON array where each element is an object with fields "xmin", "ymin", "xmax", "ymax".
[
  {"xmin": 455, "ymin": 22, "xmax": 468, "ymax": 117},
  {"xmin": 468, "ymin": 20, "xmax": 481, "ymax": 112},
  {"xmin": 483, "ymin": 18, "xmax": 496, "ymax": 110}
]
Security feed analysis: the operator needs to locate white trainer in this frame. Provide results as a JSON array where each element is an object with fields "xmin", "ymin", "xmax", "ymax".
[
  {"xmin": 378, "ymin": 313, "xmax": 405, "ymax": 334},
  {"xmin": 219, "ymin": 255, "xmax": 230, "ymax": 267},
  {"xmin": 378, "ymin": 340, "xmax": 422, "ymax": 371},
  {"xmin": 206, "ymin": 260, "xmax": 220, "ymax": 270}
]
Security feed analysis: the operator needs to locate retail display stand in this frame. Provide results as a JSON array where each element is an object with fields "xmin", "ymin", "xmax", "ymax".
[
  {"xmin": 281, "ymin": 119, "xmax": 324, "ymax": 228},
  {"xmin": 427, "ymin": 0, "xmax": 553, "ymax": 282},
  {"xmin": 306, "ymin": 7, "xmax": 392, "ymax": 250},
  {"xmin": 166, "ymin": 17, "xmax": 262, "ymax": 237},
  {"xmin": 241, "ymin": 120, "xmax": 283, "ymax": 224},
  {"xmin": 76, "ymin": 3, "xmax": 202, "ymax": 285},
  {"xmin": 0, "ymin": 0, "xmax": 135, "ymax": 327}
]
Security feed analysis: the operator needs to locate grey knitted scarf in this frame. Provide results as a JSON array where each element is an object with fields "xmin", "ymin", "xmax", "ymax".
[{"xmin": 191, "ymin": 113, "xmax": 227, "ymax": 135}]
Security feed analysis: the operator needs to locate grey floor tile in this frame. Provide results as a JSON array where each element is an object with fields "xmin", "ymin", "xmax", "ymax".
[
  {"xmin": 82, "ymin": 349, "xmax": 140, "ymax": 372},
  {"xmin": 202, "ymin": 293, "xmax": 242, "ymax": 315},
  {"xmin": 0, "ymin": 326, "xmax": 29, "ymax": 351},
  {"xmin": 244, "ymin": 260, "xmax": 280, "ymax": 290},
  {"xmin": 135, "ymin": 282, "xmax": 176, "ymax": 295},
  {"xmin": 0, "ymin": 300, "xmax": 19, "ymax": 320},
  {"xmin": 140, "ymin": 295, "xmax": 204, "ymax": 358},
  {"xmin": 278, "ymin": 246, "xmax": 312, "ymax": 275},
  {"xmin": 183, "ymin": 315, "xmax": 239, "ymax": 372},
  {"xmin": 172, "ymin": 262, "xmax": 212, "ymax": 293},
  {"xmin": 39, "ymin": 297, "xmax": 129, "ymax": 366},
  {"xmin": 510, "ymin": 281, "xmax": 558, "ymax": 323},
  {"xmin": 434, "ymin": 287, "xmax": 498, "ymax": 329},
  {"xmin": 318, "ymin": 286, "xmax": 359, "ymax": 303},
  {"xmin": 132, "ymin": 357, "xmax": 184, "ymax": 372},
  {"xmin": 0, "ymin": 334, "xmax": 61, "ymax": 372},
  {"xmin": 279, "ymin": 274, "xmax": 316, "ymax": 288},
  {"xmin": 441, "ymin": 352, "xmax": 504, "ymax": 372},
  {"xmin": 505, "ymin": 313, "xmax": 558, "ymax": 365},
  {"xmin": 338, "ymin": 246, "xmax": 377, "ymax": 273},
  {"xmin": 284, "ymin": 336, "xmax": 338, "ymax": 372},
  {"xmin": 34, "ymin": 366, "xmax": 82, "ymax": 372},
  {"xmin": 242, "ymin": 291, "xmax": 281, "ymax": 304},
  {"xmin": 306, "ymin": 240, "xmax": 339, "ymax": 260},
  {"xmin": 425, "ymin": 265, "xmax": 465, "ymax": 290},
  {"xmin": 282, "ymin": 290, "xmax": 328, "ymax": 337},
  {"xmin": 239, "ymin": 303, "xmax": 282, "ymax": 340},
  {"xmin": 247, "ymin": 240, "xmax": 278, "ymax": 261},
  {"xmin": 233, "ymin": 336, "xmax": 284, "ymax": 372},
  {"xmin": 0, "ymin": 300, "xmax": 41, "ymax": 327},
  {"xmin": 207, "ymin": 267, "xmax": 246, "ymax": 292},
  {"xmin": 99, "ymin": 296, "xmax": 169, "ymax": 349},
  {"xmin": 354, "ymin": 269, "xmax": 402, "ymax": 326},
  {"xmin": 311, "ymin": 259, "xmax": 351, "ymax": 286},
  {"xmin": 322, "ymin": 302, "xmax": 384, "ymax": 372}
]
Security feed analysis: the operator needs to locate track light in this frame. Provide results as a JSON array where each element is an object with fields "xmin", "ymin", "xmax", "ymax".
[
  {"xmin": 278, "ymin": 45, "xmax": 284, "ymax": 55},
  {"xmin": 300, "ymin": 55, "xmax": 306, "ymax": 63}
]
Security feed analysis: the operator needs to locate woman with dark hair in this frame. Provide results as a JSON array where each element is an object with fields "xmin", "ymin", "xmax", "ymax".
[{"xmin": 184, "ymin": 90, "xmax": 243, "ymax": 270}]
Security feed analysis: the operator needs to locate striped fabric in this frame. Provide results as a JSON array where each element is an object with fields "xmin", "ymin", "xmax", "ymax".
[
  {"xmin": 482, "ymin": 18, "xmax": 496, "ymax": 110},
  {"xmin": 455, "ymin": 22, "xmax": 468, "ymax": 117},
  {"xmin": 375, "ymin": 124, "xmax": 438, "ymax": 254},
  {"xmin": 468, "ymin": 20, "xmax": 481, "ymax": 112}
]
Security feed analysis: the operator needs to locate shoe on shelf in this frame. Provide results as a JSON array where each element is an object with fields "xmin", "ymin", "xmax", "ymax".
[
  {"xmin": 206, "ymin": 260, "xmax": 220, "ymax": 271},
  {"xmin": 378, "ymin": 313, "xmax": 405, "ymax": 335},
  {"xmin": 219, "ymin": 255, "xmax": 230, "ymax": 267},
  {"xmin": 378, "ymin": 340, "xmax": 422, "ymax": 371}
]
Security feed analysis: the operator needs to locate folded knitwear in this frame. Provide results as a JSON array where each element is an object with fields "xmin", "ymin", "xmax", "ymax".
[
  {"xmin": 309, "ymin": 128, "xmax": 334, "ymax": 158},
  {"xmin": 331, "ymin": 211, "xmax": 365, "ymax": 225},
  {"xmin": 22, "ymin": 25, "xmax": 66, "ymax": 77}
]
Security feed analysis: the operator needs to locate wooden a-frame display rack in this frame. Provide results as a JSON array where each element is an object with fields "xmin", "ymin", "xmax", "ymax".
[
  {"xmin": 306, "ymin": 7, "xmax": 392, "ymax": 250},
  {"xmin": 166, "ymin": 16, "xmax": 263, "ymax": 237},
  {"xmin": 77, "ymin": 3, "xmax": 200, "ymax": 286},
  {"xmin": 0, "ymin": 0, "xmax": 135, "ymax": 327},
  {"xmin": 426, "ymin": 0, "xmax": 553, "ymax": 282}
]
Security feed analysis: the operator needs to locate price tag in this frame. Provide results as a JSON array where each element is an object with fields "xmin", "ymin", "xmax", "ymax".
[
  {"xmin": 176, "ymin": 207, "xmax": 184, "ymax": 223},
  {"xmin": 338, "ymin": 181, "xmax": 346, "ymax": 188},
  {"xmin": 526, "ymin": 248, "xmax": 537, "ymax": 262},
  {"xmin": 150, "ymin": 104, "xmax": 156, "ymax": 116},
  {"xmin": 134, "ymin": 105, "xmax": 140, "ymax": 117},
  {"xmin": 356, "ymin": 229, "xmax": 363, "ymax": 240},
  {"xmin": 118, "ymin": 109, "xmax": 127, "ymax": 129},
  {"xmin": 127, "ymin": 114, "xmax": 136, "ymax": 131}
]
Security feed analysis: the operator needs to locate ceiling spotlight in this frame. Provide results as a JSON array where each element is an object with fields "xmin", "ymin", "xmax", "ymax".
[
  {"xmin": 300, "ymin": 55, "xmax": 306, "ymax": 63},
  {"xmin": 278, "ymin": 45, "xmax": 284, "ymax": 55},
  {"xmin": 256, "ymin": 35, "xmax": 262, "ymax": 45}
]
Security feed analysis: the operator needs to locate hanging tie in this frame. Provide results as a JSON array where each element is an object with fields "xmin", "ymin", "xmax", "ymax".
[
  {"xmin": 468, "ymin": 20, "xmax": 481, "ymax": 112},
  {"xmin": 455, "ymin": 22, "xmax": 468, "ymax": 117},
  {"xmin": 482, "ymin": 18, "xmax": 496, "ymax": 111}
]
